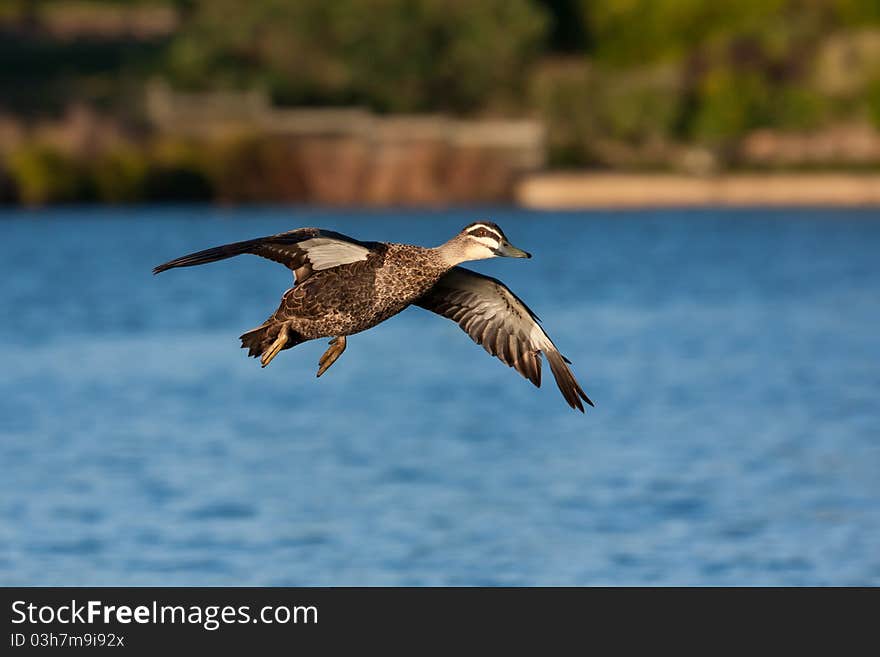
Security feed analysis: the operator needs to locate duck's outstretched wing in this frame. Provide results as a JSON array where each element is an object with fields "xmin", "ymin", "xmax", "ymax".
[
  {"xmin": 415, "ymin": 266, "xmax": 593, "ymax": 412},
  {"xmin": 153, "ymin": 228, "xmax": 379, "ymax": 284}
]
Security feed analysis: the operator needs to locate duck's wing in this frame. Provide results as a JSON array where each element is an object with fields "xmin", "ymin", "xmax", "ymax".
[
  {"xmin": 415, "ymin": 266, "xmax": 593, "ymax": 412},
  {"xmin": 153, "ymin": 228, "xmax": 380, "ymax": 284}
]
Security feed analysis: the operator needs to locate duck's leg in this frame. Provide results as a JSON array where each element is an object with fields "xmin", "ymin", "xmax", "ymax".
[
  {"xmin": 316, "ymin": 336, "xmax": 347, "ymax": 378},
  {"xmin": 260, "ymin": 324, "xmax": 290, "ymax": 368}
]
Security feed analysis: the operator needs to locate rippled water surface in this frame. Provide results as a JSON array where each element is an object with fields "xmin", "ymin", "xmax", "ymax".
[{"xmin": 1, "ymin": 205, "xmax": 878, "ymax": 585}]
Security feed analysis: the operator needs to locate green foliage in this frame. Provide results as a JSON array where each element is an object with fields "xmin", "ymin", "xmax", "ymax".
[
  {"xmin": 835, "ymin": 0, "xmax": 880, "ymax": 25},
  {"xmin": 142, "ymin": 138, "xmax": 213, "ymax": 200},
  {"xmin": 868, "ymin": 78, "xmax": 880, "ymax": 128},
  {"xmin": 582, "ymin": 0, "xmax": 880, "ymax": 66},
  {"xmin": 164, "ymin": 0, "xmax": 548, "ymax": 113},
  {"xmin": 7, "ymin": 145, "xmax": 89, "ymax": 205},
  {"xmin": 529, "ymin": 61, "xmax": 599, "ymax": 166},
  {"xmin": 2, "ymin": 138, "xmax": 217, "ymax": 204},
  {"xmin": 4, "ymin": 0, "xmax": 880, "ymax": 186},
  {"xmin": 141, "ymin": 165, "xmax": 212, "ymax": 201},
  {"xmin": 531, "ymin": 60, "xmax": 684, "ymax": 166},
  {"xmin": 91, "ymin": 147, "xmax": 149, "ymax": 202},
  {"xmin": 687, "ymin": 71, "xmax": 827, "ymax": 144},
  {"xmin": 0, "ymin": 165, "xmax": 17, "ymax": 204},
  {"xmin": 772, "ymin": 86, "xmax": 829, "ymax": 131},
  {"xmin": 593, "ymin": 67, "xmax": 683, "ymax": 143},
  {"xmin": 584, "ymin": 0, "xmax": 785, "ymax": 66},
  {"xmin": 690, "ymin": 69, "xmax": 771, "ymax": 142}
]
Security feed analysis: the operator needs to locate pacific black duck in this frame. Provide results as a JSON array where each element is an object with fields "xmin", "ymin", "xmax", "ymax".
[{"xmin": 154, "ymin": 221, "xmax": 593, "ymax": 411}]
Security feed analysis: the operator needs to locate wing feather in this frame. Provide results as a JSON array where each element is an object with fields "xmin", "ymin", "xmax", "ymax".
[
  {"xmin": 416, "ymin": 266, "xmax": 593, "ymax": 412},
  {"xmin": 153, "ymin": 227, "xmax": 378, "ymax": 284}
]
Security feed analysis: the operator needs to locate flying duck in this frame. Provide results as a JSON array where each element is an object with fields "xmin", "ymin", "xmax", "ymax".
[{"xmin": 153, "ymin": 221, "xmax": 593, "ymax": 411}]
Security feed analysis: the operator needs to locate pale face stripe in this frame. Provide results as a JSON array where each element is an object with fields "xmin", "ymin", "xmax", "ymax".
[{"xmin": 470, "ymin": 235, "xmax": 501, "ymax": 250}]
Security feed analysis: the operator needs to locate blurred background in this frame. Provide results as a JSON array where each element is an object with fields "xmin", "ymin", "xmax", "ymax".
[
  {"xmin": 0, "ymin": 1, "xmax": 879, "ymax": 586},
  {"xmin": 2, "ymin": 0, "xmax": 880, "ymax": 204}
]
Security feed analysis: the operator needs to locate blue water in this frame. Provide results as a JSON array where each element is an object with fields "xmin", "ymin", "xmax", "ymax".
[{"xmin": 1, "ymin": 205, "xmax": 878, "ymax": 585}]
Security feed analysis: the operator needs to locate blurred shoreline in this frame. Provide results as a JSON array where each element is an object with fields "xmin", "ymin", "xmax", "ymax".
[
  {"xmin": 4, "ymin": 101, "xmax": 880, "ymax": 209},
  {"xmin": 4, "ymin": 172, "xmax": 880, "ymax": 210},
  {"xmin": 516, "ymin": 172, "xmax": 880, "ymax": 209}
]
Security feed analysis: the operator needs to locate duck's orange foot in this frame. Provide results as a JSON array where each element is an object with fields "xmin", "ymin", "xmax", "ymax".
[{"xmin": 316, "ymin": 336, "xmax": 347, "ymax": 377}]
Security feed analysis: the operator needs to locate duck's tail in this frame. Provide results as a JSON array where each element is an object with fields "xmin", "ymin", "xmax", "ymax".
[{"xmin": 240, "ymin": 321, "xmax": 303, "ymax": 362}]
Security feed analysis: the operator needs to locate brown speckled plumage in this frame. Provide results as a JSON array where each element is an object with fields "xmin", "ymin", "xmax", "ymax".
[
  {"xmin": 154, "ymin": 222, "xmax": 594, "ymax": 412},
  {"xmin": 245, "ymin": 243, "xmax": 451, "ymax": 351}
]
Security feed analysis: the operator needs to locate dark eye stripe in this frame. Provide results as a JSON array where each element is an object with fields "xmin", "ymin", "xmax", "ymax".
[{"xmin": 467, "ymin": 227, "xmax": 501, "ymax": 240}]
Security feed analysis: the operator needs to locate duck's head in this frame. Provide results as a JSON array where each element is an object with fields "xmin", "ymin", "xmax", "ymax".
[{"xmin": 442, "ymin": 221, "xmax": 531, "ymax": 264}]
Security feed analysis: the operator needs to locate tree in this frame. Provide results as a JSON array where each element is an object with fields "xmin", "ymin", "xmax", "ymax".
[{"xmin": 164, "ymin": 0, "xmax": 548, "ymax": 113}]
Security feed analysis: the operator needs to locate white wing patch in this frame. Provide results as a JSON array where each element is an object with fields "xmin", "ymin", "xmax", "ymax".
[{"xmin": 298, "ymin": 238, "xmax": 371, "ymax": 271}]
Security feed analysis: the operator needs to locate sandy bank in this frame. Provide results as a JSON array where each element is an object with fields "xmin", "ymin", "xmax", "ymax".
[{"xmin": 516, "ymin": 173, "xmax": 880, "ymax": 208}]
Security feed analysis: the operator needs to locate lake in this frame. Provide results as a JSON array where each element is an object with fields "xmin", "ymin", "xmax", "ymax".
[{"xmin": 1, "ymin": 205, "xmax": 878, "ymax": 585}]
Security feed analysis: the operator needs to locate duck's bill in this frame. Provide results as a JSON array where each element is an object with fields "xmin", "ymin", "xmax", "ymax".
[{"xmin": 496, "ymin": 241, "xmax": 532, "ymax": 258}]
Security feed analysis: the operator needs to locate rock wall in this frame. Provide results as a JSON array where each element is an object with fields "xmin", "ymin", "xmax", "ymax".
[{"xmin": 146, "ymin": 83, "xmax": 544, "ymax": 205}]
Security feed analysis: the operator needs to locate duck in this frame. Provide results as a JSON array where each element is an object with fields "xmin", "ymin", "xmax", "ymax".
[{"xmin": 153, "ymin": 221, "xmax": 593, "ymax": 411}]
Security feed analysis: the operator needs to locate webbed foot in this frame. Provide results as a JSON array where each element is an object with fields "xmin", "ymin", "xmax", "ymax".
[
  {"xmin": 260, "ymin": 324, "xmax": 290, "ymax": 368},
  {"xmin": 317, "ymin": 336, "xmax": 347, "ymax": 377}
]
